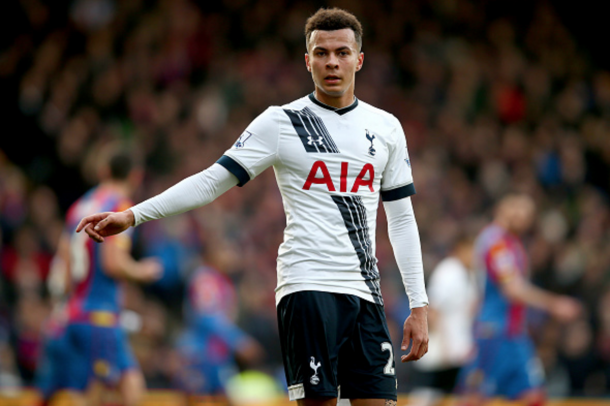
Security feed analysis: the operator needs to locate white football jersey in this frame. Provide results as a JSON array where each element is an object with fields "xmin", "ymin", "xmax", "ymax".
[{"xmin": 218, "ymin": 94, "xmax": 415, "ymax": 305}]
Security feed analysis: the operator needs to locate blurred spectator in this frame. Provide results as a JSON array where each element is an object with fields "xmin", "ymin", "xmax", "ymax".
[{"xmin": 558, "ymin": 318, "xmax": 601, "ymax": 396}]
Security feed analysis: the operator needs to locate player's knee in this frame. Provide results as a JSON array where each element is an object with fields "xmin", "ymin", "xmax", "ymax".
[
  {"xmin": 297, "ymin": 398, "xmax": 337, "ymax": 406},
  {"xmin": 523, "ymin": 390, "xmax": 545, "ymax": 406},
  {"xmin": 120, "ymin": 370, "xmax": 146, "ymax": 406}
]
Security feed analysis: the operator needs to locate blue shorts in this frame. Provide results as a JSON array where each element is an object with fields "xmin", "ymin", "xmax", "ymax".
[
  {"xmin": 63, "ymin": 321, "xmax": 138, "ymax": 390},
  {"xmin": 35, "ymin": 328, "xmax": 73, "ymax": 399},
  {"xmin": 457, "ymin": 335, "xmax": 544, "ymax": 399}
]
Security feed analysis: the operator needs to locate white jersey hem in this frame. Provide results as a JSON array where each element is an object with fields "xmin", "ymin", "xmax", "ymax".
[{"xmin": 275, "ymin": 283, "xmax": 379, "ymax": 306}]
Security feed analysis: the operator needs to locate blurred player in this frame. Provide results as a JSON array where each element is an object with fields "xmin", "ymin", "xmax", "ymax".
[
  {"xmin": 52, "ymin": 147, "xmax": 162, "ymax": 406},
  {"xmin": 409, "ymin": 236, "xmax": 477, "ymax": 406},
  {"xmin": 77, "ymin": 8, "xmax": 429, "ymax": 406},
  {"xmin": 457, "ymin": 195, "xmax": 581, "ymax": 406},
  {"xmin": 34, "ymin": 254, "xmax": 72, "ymax": 405},
  {"xmin": 174, "ymin": 242, "xmax": 262, "ymax": 399}
]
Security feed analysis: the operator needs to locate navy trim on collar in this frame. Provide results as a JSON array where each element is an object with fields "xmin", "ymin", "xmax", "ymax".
[{"xmin": 308, "ymin": 93, "xmax": 359, "ymax": 115}]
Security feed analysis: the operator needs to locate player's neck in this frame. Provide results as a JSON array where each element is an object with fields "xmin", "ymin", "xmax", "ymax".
[
  {"xmin": 494, "ymin": 219, "xmax": 518, "ymax": 237},
  {"xmin": 100, "ymin": 180, "xmax": 131, "ymax": 197},
  {"xmin": 313, "ymin": 87, "xmax": 356, "ymax": 109}
]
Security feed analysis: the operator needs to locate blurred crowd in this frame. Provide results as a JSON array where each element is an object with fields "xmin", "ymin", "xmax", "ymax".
[{"xmin": 0, "ymin": 0, "xmax": 609, "ymax": 399}]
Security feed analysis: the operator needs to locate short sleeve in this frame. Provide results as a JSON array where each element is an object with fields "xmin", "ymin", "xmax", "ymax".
[
  {"xmin": 380, "ymin": 119, "xmax": 415, "ymax": 201},
  {"xmin": 487, "ymin": 241, "xmax": 518, "ymax": 283},
  {"xmin": 217, "ymin": 107, "xmax": 280, "ymax": 187}
]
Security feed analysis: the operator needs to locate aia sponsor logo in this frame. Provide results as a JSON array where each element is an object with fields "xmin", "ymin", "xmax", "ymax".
[{"xmin": 303, "ymin": 161, "xmax": 374, "ymax": 193}]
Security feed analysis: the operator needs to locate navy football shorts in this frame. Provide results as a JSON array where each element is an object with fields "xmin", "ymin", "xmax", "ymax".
[{"xmin": 277, "ymin": 291, "xmax": 398, "ymax": 401}]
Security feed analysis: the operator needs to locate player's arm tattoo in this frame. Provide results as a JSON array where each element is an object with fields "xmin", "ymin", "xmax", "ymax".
[{"xmin": 385, "ymin": 400, "xmax": 397, "ymax": 406}]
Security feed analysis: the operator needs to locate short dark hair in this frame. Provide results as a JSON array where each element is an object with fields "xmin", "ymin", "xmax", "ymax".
[
  {"xmin": 108, "ymin": 150, "xmax": 135, "ymax": 180},
  {"xmin": 305, "ymin": 8, "xmax": 363, "ymax": 52}
]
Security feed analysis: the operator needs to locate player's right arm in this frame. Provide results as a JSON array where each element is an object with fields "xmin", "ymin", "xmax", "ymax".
[
  {"xmin": 76, "ymin": 210, "xmax": 135, "ymax": 242},
  {"xmin": 76, "ymin": 163, "xmax": 239, "ymax": 242},
  {"xmin": 77, "ymin": 107, "xmax": 280, "ymax": 243},
  {"xmin": 489, "ymin": 242, "xmax": 581, "ymax": 322},
  {"xmin": 500, "ymin": 275, "xmax": 580, "ymax": 322}
]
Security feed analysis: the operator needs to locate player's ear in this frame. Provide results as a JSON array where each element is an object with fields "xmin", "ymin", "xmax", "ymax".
[
  {"xmin": 356, "ymin": 52, "xmax": 364, "ymax": 72},
  {"xmin": 305, "ymin": 53, "xmax": 311, "ymax": 72}
]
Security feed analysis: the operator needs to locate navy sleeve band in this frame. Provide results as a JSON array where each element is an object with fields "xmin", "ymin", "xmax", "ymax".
[
  {"xmin": 216, "ymin": 155, "xmax": 250, "ymax": 187},
  {"xmin": 381, "ymin": 183, "xmax": 416, "ymax": 201}
]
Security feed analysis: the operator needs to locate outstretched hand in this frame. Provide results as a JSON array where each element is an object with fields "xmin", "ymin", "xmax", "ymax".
[
  {"xmin": 76, "ymin": 210, "xmax": 135, "ymax": 243},
  {"xmin": 401, "ymin": 305, "xmax": 429, "ymax": 363},
  {"xmin": 551, "ymin": 296, "xmax": 582, "ymax": 323}
]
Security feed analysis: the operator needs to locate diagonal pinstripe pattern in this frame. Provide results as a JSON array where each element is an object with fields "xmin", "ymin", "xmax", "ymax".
[
  {"xmin": 301, "ymin": 107, "xmax": 340, "ymax": 152},
  {"xmin": 283, "ymin": 107, "xmax": 340, "ymax": 153},
  {"xmin": 331, "ymin": 195, "xmax": 383, "ymax": 305}
]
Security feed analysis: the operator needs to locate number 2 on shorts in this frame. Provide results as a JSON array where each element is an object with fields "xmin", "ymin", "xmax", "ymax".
[{"xmin": 381, "ymin": 342, "xmax": 395, "ymax": 375}]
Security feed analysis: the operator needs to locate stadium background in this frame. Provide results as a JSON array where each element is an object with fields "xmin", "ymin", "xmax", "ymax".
[{"xmin": 0, "ymin": 0, "xmax": 609, "ymax": 404}]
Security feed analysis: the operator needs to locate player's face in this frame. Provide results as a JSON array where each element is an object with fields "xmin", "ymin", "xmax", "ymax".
[
  {"xmin": 305, "ymin": 28, "xmax": 364, "ymax": 108},
  {"xmin": 509, "ymin": 198, "xmax": 535, "ymax": 235}
]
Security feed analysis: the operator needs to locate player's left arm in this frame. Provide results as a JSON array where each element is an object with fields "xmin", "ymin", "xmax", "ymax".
[
  {"xmin": 383, "ymin": 197, "xmax": 429, "ymax": 362},
  {"xmin": 381, "ymin": 119, "xmax": 429, "ymax": 362}
]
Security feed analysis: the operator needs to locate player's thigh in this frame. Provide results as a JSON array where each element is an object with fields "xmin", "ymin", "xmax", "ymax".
[
  {"xmin": 277, "ymin": 291, "xmax": 359, "ymax": 401},
  {"xmin": 297, "ymin": 397, "xmax": 337, "ymax": 406},
  {"xmin": 113, "ymin": 326, "xmax": 139, "ymax": 378},
  {"xmin": 504, "ymin": 338, "xmax": 545, "ymax": 400},
  {"xmin": 63, "ymin": 324, "xmax": 94, "ymax": 391},
  {"xmin": 351, "ymin": 399, "xmax": 396, "ymax": 406},
  {"xmin": 455, "ymin": 337, "xmax": 504, "ymax": 398},
  {"xmin": 68, "ymin": 323, "xmax": 138, "ymax": 389},
  {"xmin": 337, "ymin": 299, "xmax": 397, "ymax": 401}
]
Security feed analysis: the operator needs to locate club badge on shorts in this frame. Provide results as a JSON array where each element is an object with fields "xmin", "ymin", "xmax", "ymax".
[{"xmin": 310, "ymin": 356, "xmax": 321, "ymax": 385}]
